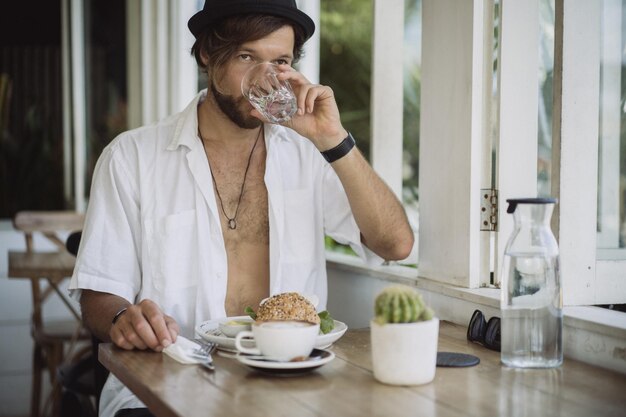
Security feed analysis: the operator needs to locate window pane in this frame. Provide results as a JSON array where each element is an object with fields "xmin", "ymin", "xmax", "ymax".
[
  {"xmin": 320, "ymin": 0, "xmax": 372, "ymax": 159},
  {"xmin": 597, "ymin": 0, "xmax": 626, "ymax": 251}
]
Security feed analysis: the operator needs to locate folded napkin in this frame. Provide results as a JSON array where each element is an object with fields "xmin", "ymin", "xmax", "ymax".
[{"xmin": 162, "ymin": 336, "xmax": 208, "ymax": 365}]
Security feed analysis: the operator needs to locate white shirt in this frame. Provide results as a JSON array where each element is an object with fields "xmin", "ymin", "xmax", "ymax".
[{"xmin": 69, "ymin": 90, "xmax": 382, "ymax": 416}]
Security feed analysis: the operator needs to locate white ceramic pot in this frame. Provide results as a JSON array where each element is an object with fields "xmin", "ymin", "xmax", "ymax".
[{"xmin": 370, "ymin": 318, "xmax": 439, "ymax": 385}]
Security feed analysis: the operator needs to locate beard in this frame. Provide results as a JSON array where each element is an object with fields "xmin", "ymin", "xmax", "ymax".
[{"xmin": 210, "ymin": 82, "xmax": 262, "ymax": 130}]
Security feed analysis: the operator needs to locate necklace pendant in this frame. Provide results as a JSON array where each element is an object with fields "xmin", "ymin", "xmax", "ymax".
[{"xmin": 228, "ymin": 219, "xmax": 237, "ymax": 230}]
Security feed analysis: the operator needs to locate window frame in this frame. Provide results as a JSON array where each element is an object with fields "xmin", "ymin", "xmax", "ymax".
[
  {"xmin": 371, "ymin": 0, "xmax": 405, "ymax": 199},
  {"xmin": 417, "ymin": 0, "xmax": 492, "ymax": 288},
  {"xmin": 354, "ymin": 0, "xmax": 626, "ymax": 305},
  {"xmin": 552, "ymin": 0, "xmax": 626, "ymax": 305}
]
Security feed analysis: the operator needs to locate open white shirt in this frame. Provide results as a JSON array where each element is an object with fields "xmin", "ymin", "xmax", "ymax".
[{"xmin": 69, "ymin": 90, "xmax": 382, "ymax": 416}]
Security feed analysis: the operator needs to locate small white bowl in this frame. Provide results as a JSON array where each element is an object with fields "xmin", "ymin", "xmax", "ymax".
[{"xmin": 219, "ymin": 318, "xmax": 254, "ymax": 338}]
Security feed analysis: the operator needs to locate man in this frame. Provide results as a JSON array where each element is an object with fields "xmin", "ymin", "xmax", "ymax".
[{"xmin": 69, "ymin": 0, "xmax": 413, "ymax": 416}]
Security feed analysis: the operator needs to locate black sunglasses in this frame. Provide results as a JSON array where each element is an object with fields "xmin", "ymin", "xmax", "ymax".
[{"xmin": 467, "ymin": 309, "xmax": 501, "ymax": 352}]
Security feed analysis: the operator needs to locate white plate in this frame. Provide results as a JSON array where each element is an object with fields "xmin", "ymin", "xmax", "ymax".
[
  {"xmin": 316, "ymin": 320, "xmax": 348, "ymax": 348},
  {"xmin": 195, "ymin": 316, "xmax": 348, "ymax": 352},
  {"xmin": 236, "ymin": 348, "xmax": 335, "ymax": 375}
]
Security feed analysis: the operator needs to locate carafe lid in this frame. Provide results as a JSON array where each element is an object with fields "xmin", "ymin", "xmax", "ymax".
[{"xmin": 506, "ymin": 198, "xmax": 557, "ymax": 213}]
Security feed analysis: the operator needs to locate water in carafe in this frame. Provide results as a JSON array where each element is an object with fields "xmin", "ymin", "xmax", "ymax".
[{"xmin": 501, "ymin": 198, "xmax": 563, "ymax": 368}]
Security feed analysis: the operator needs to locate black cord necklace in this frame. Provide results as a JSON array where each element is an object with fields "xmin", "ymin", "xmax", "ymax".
[{"xmin": 201, "ymin": 127, "xmax": 262, "ymax": 230}]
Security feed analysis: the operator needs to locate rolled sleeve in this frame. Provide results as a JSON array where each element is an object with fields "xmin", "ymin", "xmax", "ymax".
[{"xmin": 69, "ymin": 137, "xmax": 142, "ymax": 303}]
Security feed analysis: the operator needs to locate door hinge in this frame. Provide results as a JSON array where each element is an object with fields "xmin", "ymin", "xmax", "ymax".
[{"xmin": 480, "ymin": 188, "xmax": 498, "ymax": 231}]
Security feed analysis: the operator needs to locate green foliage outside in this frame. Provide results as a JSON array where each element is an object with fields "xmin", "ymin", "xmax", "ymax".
[
  {"xmin": 321, "ymin": 0, "xmax": 422, "ymax": 262},
  {"xmin": 319, "ymin": 0, "xmax": 373, "ymax": 158},
  {"xmin": 320, "ymin": 0, "xmax": 372, "ymax": 255}
]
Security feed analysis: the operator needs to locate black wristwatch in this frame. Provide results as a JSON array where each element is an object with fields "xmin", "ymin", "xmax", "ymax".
[{"xmin": 320, "ymin": 132, "xmax": 356, "ymax": 163}]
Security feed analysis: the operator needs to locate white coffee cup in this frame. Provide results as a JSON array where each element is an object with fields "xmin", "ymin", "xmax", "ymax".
[{"xmin": 235, "ymin": 320, "xmax": 320, "ymax": 361}]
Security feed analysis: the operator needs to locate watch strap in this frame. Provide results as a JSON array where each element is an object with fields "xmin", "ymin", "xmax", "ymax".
[{"xmin": 321, "ymin": 132, "xmax": 356, "ymax": 163}]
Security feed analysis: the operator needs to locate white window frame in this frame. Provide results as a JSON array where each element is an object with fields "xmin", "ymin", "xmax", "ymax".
[
  {"xmin": 65, "ymin": 0, "xmax": 88, "ymax": 212},
  {"xmin": 417, "ymin": 0, "xmax": 492, "ymax": 288},
  {"xmin": 333, "ymin": 0, "xmax": 626, "ymax": 306},
  {"xmin": 494, "ymin": 0, "xmax": 540, "ymax": 287},
  {"xmin": 371, "ymin": 0, "xmax": 405, "ymax": 199},
  {"xmin": 296, "ymin": 0, "xmax": 321, "ymax": 84},
  {"xmin": 552, "ymin": 0, "xmax": 626, "ymax": 305},
  {"xmin": 414, "ymin": 0, "xmax": 626, "ymax": 305},
  {"xmin": 127, "ymin": 0, "xmax": 198, "ymax": 129}
]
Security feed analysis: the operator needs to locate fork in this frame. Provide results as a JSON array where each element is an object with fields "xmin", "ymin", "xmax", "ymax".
[
  {"xmin": 189, "ymin": 353, "xmax": 216, "ymax": 371},
  {"xmin": 192, "ymin": 339, "xmax": 217, "ymax": 371},
  {"xmin": 194, "ymin": 338, "xmax": 217, "ymax": 355}
]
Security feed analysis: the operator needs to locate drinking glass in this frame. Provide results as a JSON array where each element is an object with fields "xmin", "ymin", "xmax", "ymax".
[{"xmin": 241, "ymin": 62, "xmax": 297, "ymax": 123}]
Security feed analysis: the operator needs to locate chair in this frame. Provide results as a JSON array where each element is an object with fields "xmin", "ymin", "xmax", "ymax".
[{"xmin": 8, "ymin": 211, "xmax": 90, "ymax": 417}]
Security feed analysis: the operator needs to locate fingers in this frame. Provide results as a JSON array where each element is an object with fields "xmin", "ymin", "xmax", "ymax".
[
  {"xmin": 275, "ymin": 67, "xmax": 333, "ymax": 115},
  {"xmin": 141, "ymin": 300, "xmax": 174, "ymax": 348},
  {"xmin": 300, "ymin": 84, "xmax": 333, "ymax": 115},
  {"xmin": 110, "ymin": 311, "xmax": 146, "ymax": 350},
  {"xmin": 275, "ymin": 65, "xmax": 312, "ymax": 113},
  {"xmin": 165, "ymin": 315, "xmax": 180, "ymax": 341},
  {"xmin": 256, "ymin": 65, "xmax": 344, "ymax": 143},
  {"xmin": 109, "ymin": 299, "xmax": 179, "ymax": 352}
]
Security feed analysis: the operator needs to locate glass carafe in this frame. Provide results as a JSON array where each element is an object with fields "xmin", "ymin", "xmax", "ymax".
[{"xmin": 501, "ymin": 198, "xmax": 563, "ymax": 368}]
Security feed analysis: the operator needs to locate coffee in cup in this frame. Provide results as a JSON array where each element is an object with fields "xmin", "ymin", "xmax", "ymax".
[{"xmin": 235, "ymin": 320, "xmax": 319, "ymax": 361}]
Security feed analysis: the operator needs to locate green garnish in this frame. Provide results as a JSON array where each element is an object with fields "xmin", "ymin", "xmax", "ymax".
[
  {"xmin": 244, "ymin": 306, "xmax": 257, "ymax": 320},
  {"xmin": 318, "ymin": 310, "xmax": 335, "ymax": 334}
]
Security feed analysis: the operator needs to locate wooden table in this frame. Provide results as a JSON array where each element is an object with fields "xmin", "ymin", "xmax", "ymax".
[{"xmin": 99, "ymin": 322, "xmax": 626, "ymax": 417}]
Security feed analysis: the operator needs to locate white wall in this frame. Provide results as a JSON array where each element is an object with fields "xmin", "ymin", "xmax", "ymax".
[{"xmin": 326, "ymin": 259, "xmax": 500, "ymax": 330}]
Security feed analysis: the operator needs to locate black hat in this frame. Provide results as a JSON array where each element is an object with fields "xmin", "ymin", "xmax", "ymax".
[{"xmin": 188, "ymin": 0, "xmax": 315, "ymax": 41}]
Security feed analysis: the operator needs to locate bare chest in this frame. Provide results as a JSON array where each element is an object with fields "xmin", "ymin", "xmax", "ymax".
[{"xmin": 206, "ymin": 147, "xmax": 269, "ymax": 252}]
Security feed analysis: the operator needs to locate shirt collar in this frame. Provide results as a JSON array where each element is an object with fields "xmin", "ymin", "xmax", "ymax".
[{"xmin": 167, "ymin": 90, "xmax": 206, "ymax": 151}]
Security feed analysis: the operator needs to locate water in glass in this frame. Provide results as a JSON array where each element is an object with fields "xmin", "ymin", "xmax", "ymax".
[{"xmin": 242, "ymin": 63, "xmax": 297, "ymax": 123}]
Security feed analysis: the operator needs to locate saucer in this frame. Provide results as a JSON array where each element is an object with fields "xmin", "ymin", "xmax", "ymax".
[
  {"xmin": 196, "ymin": 317, "xmax": 347, "ymax": 352},
  {"xmin": 236, "ymin": 348, "xmax": 335, "ymax": 376}
]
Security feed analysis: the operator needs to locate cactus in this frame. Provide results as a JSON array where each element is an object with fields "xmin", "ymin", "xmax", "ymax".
[{"xmin": 374, "ymin": 285, "xmax": 434, "ymax": 325}]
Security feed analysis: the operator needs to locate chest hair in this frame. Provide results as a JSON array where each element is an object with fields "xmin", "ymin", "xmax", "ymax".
[{"xmin": 205, "ymin": 143, "xmax": 269, "ymax": 254}]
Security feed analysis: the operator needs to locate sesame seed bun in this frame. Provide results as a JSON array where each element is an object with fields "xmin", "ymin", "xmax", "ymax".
[{"xmin": 256, "ymin": 292, "xmax": 320, "ymax": 324}]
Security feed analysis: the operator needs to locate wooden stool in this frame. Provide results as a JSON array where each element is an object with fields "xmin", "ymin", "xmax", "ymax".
[{"xmin": 8, "ymin": 211, "xmax": 90, "ymax": 417}]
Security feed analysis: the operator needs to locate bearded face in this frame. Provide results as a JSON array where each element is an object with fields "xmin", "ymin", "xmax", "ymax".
[{"xmin": 210, "ymin": 82, "xmax": 262, "ymax": 130}]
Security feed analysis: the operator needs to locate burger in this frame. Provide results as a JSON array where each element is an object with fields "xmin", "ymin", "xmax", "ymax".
[
  {"xmin": 255, "ymin": 292, "xmax": 320, "ymax": 324},
  {"xmin": 245, "ymin": 292, "xmax": 335, "ymax": 334}
]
